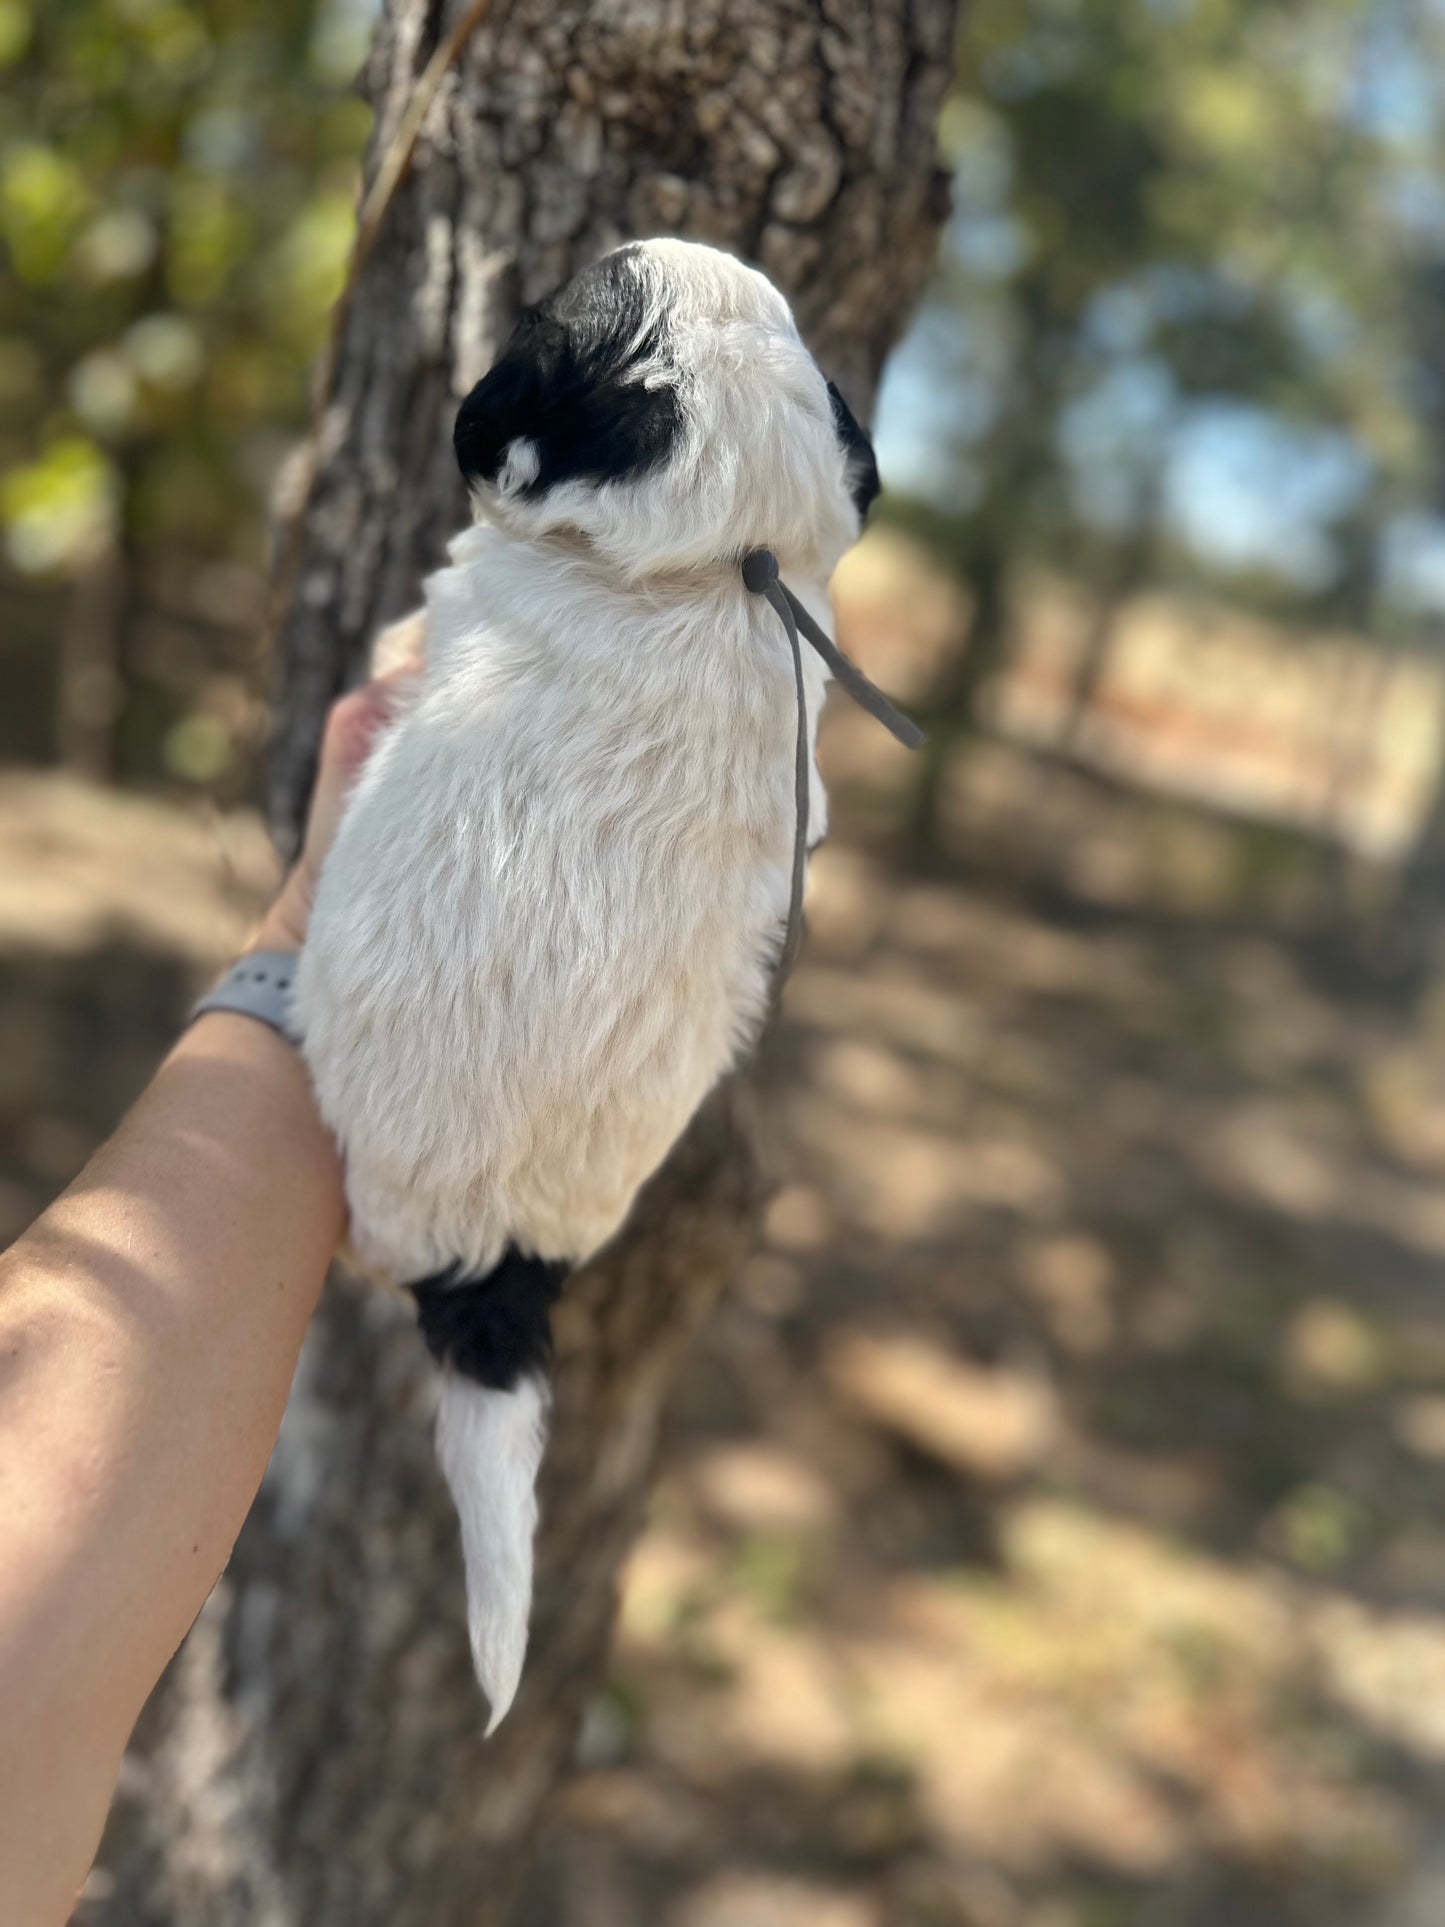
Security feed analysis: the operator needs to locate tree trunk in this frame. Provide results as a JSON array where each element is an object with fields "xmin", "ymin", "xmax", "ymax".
[
  {"xmin": 91, "ymin": 5, "xmax": 959, "ymax": 1921},
  {"xmin": 1062, "ymin": 483, "xmax": 1159, "ymax": 754},
  {"xmin": 909, "ymin": 533, "xmax": 1005, "ymax": 853},
  {"xmin": 56, "ymin": 535, "xmax": 125, "ymax": 784}
]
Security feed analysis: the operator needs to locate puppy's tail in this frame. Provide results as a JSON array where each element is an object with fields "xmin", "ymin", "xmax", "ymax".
[
  {"xmin": 411, "ymin": 1251, "xmax": 568, "ymax": 1735},
  {"xmin": 434, "ymin": 1369, "xmax": 548, "ymax": 1732}
]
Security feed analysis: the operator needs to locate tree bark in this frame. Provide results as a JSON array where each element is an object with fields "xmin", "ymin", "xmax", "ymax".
[{"xmin": 92, "ymin": 5, "xmax": 958, "ymax": 1921}]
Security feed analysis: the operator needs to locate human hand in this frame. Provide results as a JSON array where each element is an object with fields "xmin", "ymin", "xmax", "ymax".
[{"xmin": 250, "ymin": 668, "xmax": 417, "ymax": 954}]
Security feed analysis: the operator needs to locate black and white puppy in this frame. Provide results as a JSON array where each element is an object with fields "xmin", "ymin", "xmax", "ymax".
[{"xmin": 294, "ymin": 238, "xmax": 879, "ymax": 1730}]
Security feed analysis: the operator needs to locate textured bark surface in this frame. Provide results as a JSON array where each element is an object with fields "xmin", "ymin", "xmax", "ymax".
[{"xmin": 90, "ymin": 4, "xmax": 958, "ymax": 1921}]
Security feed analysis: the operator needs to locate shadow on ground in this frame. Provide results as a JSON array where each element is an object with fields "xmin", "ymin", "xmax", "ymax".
[
  {"xmin": 515, "ymin": 739, "xmax": 1445, "ymax": 1927},
  {"xmin": 4, "ymin": 744, "xmax": 1445, "ymax": 1927}
]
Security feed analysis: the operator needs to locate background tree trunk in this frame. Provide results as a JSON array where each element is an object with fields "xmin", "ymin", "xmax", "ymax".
[{"xmin": 91, "ymin": 4, "xmax": 959, "ymax": 1921}]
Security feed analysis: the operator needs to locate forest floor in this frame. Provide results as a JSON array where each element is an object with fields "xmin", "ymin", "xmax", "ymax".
[
  {"xmin": 515, "ymin": 729, "xmax": 1445, "ymax": 1927},
  {"xmin": 4, "ymin": 560, "xmax": 1445, "ymax": 1925}
]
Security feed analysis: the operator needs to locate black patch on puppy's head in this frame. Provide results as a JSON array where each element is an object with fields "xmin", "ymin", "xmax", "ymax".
[
  {"xmin": 455, "ymin": 247, "xmax": 683, "ymax": 499},
  {"xmin": 827, "ymin": 378, "xmax": 881, "ymax": 522}
]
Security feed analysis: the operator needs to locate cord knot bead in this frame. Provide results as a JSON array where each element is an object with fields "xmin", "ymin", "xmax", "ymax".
[{"xmin": 741, "ymin": 548, "xmax": 779, "ymax": 594}]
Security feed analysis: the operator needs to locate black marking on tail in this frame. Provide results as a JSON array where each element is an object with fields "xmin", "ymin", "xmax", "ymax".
[{"xmin": 407, "ymin": 1246, "xmax": 570, "ymax": 1390}]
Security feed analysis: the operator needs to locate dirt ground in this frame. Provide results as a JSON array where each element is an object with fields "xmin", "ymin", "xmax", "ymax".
[
  {"xmin": 517, "ymin": 738, "xmax": 1445, "ymax": 1927},
  {"xmin": 5, "ymin": 613, "xmax": 1445, "ymax": 1925}
]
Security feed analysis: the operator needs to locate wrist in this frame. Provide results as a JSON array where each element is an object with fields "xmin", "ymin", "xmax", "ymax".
[{"xmin": 245, "ymin": 872, "xmax": 312, "ymax": 956}]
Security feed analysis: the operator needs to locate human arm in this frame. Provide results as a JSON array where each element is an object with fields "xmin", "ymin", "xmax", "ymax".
[{"xmin": 0, "ymin": 679, "xmax": 403, "ymax": 1926}]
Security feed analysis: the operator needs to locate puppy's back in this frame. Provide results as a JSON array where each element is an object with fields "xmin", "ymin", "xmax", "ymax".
[{"xmin": 297, "ymin": 533, "xmax": 819, "ymax": 1284}]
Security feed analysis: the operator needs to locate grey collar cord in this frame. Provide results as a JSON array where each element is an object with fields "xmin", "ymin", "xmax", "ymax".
[{"xmin": 740, "ymin": 547, "xmax": 923, "ymax": 994}]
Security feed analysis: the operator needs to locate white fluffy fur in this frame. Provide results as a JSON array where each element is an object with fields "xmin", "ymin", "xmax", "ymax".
[
  {"xmin": 434, "ymin": 1371, "xmax": 548, "ymax": 1732},
  {"xmin": 294, "ymin": 240, "xmax": 864, "ymax": 1727}
]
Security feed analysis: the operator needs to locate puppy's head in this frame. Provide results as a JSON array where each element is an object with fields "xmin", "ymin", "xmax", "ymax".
[{"xmin": 454, "ymin": 239, "xmax": 878, "ymax": 581}]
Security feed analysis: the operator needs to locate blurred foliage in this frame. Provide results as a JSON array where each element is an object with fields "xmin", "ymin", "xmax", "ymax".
[
  {"xmin": 7, "ymin": 0, "xmax": 1445, "ymax": 852},
  {"xmin": 886, "ymin": 0, "xmax": 1445, "ymax": 704},
  {"xmin": 0, "ymin": 0, "xmax": 370, "ymax": 581}
]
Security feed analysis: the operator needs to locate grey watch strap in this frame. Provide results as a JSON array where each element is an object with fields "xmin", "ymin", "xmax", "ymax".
[{"xmin": 191, "ymin": 949, "xmax": 301, "ymax": 1044}]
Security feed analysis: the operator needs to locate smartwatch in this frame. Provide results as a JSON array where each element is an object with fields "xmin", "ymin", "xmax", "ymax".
[{"xmin": 190, "ymin": 949, "xmax": 301, "ymax": 1045}]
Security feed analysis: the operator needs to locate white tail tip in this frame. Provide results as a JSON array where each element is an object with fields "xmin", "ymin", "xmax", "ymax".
[{"xmin": 434, "ymin": 1369, "xmax": 549, "ymax": 1734}]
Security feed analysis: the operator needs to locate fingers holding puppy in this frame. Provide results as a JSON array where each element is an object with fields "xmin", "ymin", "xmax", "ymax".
[{"xmin": 254, "ymin": 661, "xmax": 420, "ymax": 954}]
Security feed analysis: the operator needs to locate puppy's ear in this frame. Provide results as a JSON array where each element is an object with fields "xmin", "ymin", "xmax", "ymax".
[
  {"xmin": 453, "ymin": 308, "xmax": 565, "ymax": 492},
  {"xmin": 454, "ymin": 254, "xmax": 682, "ymax": 499},
  {"xmin": 827, "ymin": 378, "xmax": 881, "ymax": 522}
]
